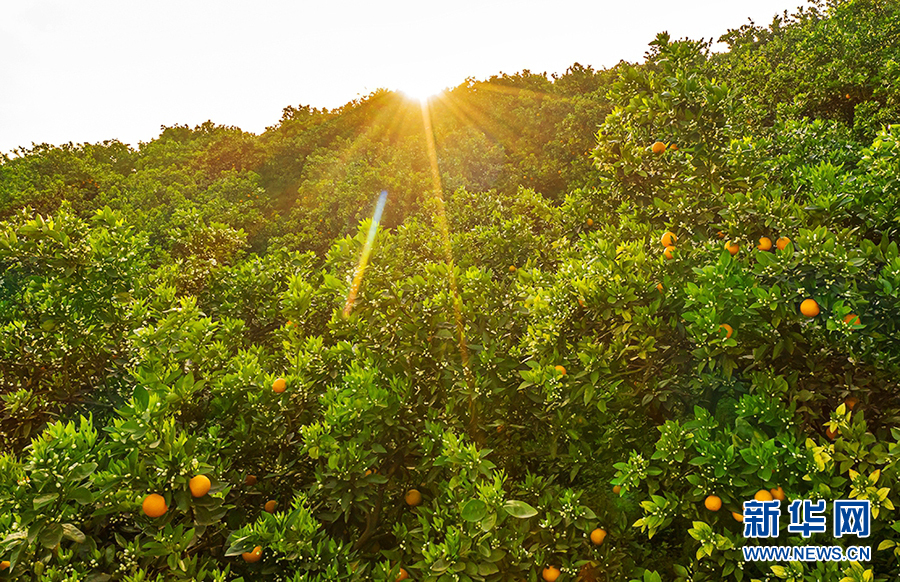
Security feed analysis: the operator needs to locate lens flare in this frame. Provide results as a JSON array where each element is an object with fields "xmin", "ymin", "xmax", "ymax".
[{"xmin": 342, "ymin": 190, "xmax": 388, "ymax": 318}]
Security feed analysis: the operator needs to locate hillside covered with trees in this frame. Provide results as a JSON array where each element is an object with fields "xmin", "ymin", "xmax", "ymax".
[{"xmin": 2, "ymin": 0, "xmax": 900, "ymax": 580}]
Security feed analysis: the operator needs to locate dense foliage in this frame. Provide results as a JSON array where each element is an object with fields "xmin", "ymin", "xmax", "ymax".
[{"xmin": 3, "ymin": 1, "xmax": 900, "ymax": 581}]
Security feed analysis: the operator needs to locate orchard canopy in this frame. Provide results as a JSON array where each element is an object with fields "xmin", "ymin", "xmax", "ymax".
[{"xmin": 4, "ymin": 2, "xmax": 900, "ymax": 581}]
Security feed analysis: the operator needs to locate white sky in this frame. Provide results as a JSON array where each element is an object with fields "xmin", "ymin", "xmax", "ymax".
[{"xmin": 0, "ymin": 0, "xmax": 809, "ymax": 155}]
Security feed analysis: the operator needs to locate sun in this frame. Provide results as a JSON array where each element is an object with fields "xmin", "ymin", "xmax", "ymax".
[{"xmin": 399, "ymin": 80, "xmax": 446, "ymax": 103}]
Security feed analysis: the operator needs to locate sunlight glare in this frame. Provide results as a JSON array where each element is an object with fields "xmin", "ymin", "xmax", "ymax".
[{"xmin": 400, "ymin": 80, "xmax": 446, "ymax": 102}]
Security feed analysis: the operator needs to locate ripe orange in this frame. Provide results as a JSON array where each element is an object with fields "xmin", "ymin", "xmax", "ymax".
[
  {"xmin": 732, "ymin": 512, "xmax": 744, "ymax": 522},
  {"xmin": 554, "ymin": 365, "xmax": 566, "ymax": 376},
  {"xmin": 264, "ymin": 500, "xmax": 277, "ymax": 513},
  {"xmin": 365, "ymin": 468, "xmax": 378, "ymax": 476},
  {"xmin": 776, "ymin": 236, "xmax": 790, "ymax": 250},
  {"xmin": 669, "ymin": 143, "xmax": 678, "ymax": 151},
  {"xmin": 844, "ymin": 396, "xmax": 859, "ymax": 409},
  {"xmin": 245, "ymin": 474, "xmax": 257, "ymax": 486},
  {"xmin": 754, "ymin": 490, "xmax": 774, "ymax": 502},
  {"xmin": 242, "ymin": 546, "xmax": 262, "ymax": 563},
  {"xmin": 590, "ymin": 528, "xmax": 607, "ymax": 545},
  {"xmin": 770, "ymin": 487, "xmax": 786, "ymax": 501},
  {"xmin": 826, "ymin": 426, "xmax": 838, "ymax": 440},
  {"xmin": 704, "ymin": 495, "xmax": 722, "ymax": 511},
  {"xmin": 651, "ymin": 141, "xmax": 667, "ymax": 154},
  {"xmin": 142, "ymin": 493, "xmax": 167, "ymax": 518},
  {"xmin": 720, "ymin": 324, "xmax": 733, "ymax": 339},
  {"xmin": 189, "ymin": 475, "xmax": 211, "ymax": 498},
  {"xmin": 725, "ymin": 241, "xmax": 739, "ymax": 255},
  {"xmin": 542, "ymin": 566, "xmax": 561, "ymax": 582},
  {"xmin": 509, "ymin": 265, "xmax": 517, "ymax": 273},
  {"xmin": 0, "ymin": 561, "xmax": 8, "ymax": 570},
  {"xmin": 613, "ymin": 485, "xmax": 622, "ymax": 494},
  {"xmin": 800, "ymin": 299, "xmax": 820, "ymax": 317},
  {"xmin": 757, "ymin": 237, "xmax": 773, "ymax": 251},
  {"xmin": 586, "ymin": 218, "xmax": 594, "ymax": 226},
  {"xmin": 405, "ymin": 489, "xmax": 422, "ymax": 506},
  {"xmin": 578, "ymin": 298, "xmax": 586, "ymax": 307},
  {"xmin": 843, "ymin": 313, "xmax": 860, "ymax": 326},
  {"xmin": 272, "ymin": 377, "xmax": 287, "ymax": 393},
  {"xmin": 717, "ymin": 231, "xmax": 725, "ymax": 239},
  {"xmin": 656, "ymin": 283, "xmax": 663, "ymax": 292},
  {"xmin": 396, "ymin": 567, "xmax": 409, "ymax": 581},
  {"xmin": 663, "ymin": 246, "xmax": 674, "ymax": 260},
  {"xmin": 661, "ymin": 231, "xmax": 677, "ymax": 247}
]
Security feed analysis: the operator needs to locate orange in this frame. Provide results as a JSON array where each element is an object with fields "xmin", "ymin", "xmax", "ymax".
[
  {"xmin": 613, "ymin": 485, "xmax": 622, "ymax": 494},
  {"xmin": 800, "ymin": 299, "xmax": 820, "ymax": 317},
  {"xmin": 776, "ymin": 236, "xmax": 791, "ymax": 250},
  {"xmin": 554, "ymin": 365, "xmax": 566, "ymax": 376},
  {"xmin": 242, "ymin": 546, "xmax": 262, "ymax": 563},
  {"xmin": 245, "ymin": 474, "xmax": 257, "ymax": 486},
  {"xmin": 661, "ymin": 231, "xmax": 677, "ymax": 247},
  {"xmin": 578, "ymin": 298, "xmax": 586, "ymax": 307},
  {"xmin": 717, "ymin": 231, "xmax": 725, "ymax": 239},
  {"xmin": 586, "ymin": 218, "xmax": 594, "ymax": 226},
  {"xmin": 704, "ymin": 495, "xmax": 722, "ymax": 511},
  {"xmin": 844, "ymin": 396, "xmax": 859, "ymax": 409},
  {"xmin": 826, "ymin": 426, "xmax": 838, "ymax": 440},
  {"xmin": 396, "ymin": 568, "xmax": 409, "ymax": 581},
  {"xmin": 669, "ymin": 143, "xmax": 678, "ymax": 151},
  {"xmin": 720, "ymin": 324, "xmax": 733, "ymax": 339},
  {"xmin": 142, "ymin": 493, "xmax": 167, "ymax": 518},
  {"xmin": 272, "ymin": 377, "xmax": 287, "ymax": 393},
  {"xmin": 590, "ymin": 528, "xmax": 607, "ymax": 545},
  {"xmin": 843, "ymin": 313, "xmax": 860, "ymax": 326},
  {"xmin": 732, "ymin": 512, "xmax": 744, "ymax": 522},
  {"xmin": 365, "ymin": 468, "xmax": 378, "ymax": 476},
  {"xmin": 757, "ymin": 237, "xmax": 773, "ymax": 251},
  {"xmin": 725, "ymin": 241, "xmax": 739, "ymax": 255},
  {"xmin": 0, "ymin": 561, "xmax": 8, "ymax": 570},
  {"xmin": 770, "ymin": 487, "xmax": 786, "ymax": 501},
  {"xmin": 663, "ymin": 246, "xmax": 674, "ymax": 260},
  {"xmin": 405, "ymin": 489, "xmax": 422, "ymax": 506},
  {"xmin": 754, "ymin": 490, "xmax": 774, "ymax": 502},
  {"xmin": 542, "ymin": 566, "xmax": 561, "ymax": 582},
  {"xmin": 189, "ymin": 475, "xmax": 211, "ymax": 498},
  {"xmin": 509, "ymin": 265, "xmax": 517, "ymax": 273},
  {"xmin": 264, "ymin": 500, "xmax": 277, "ymax": 513},
  {"xmin": 651, "ymin": 141, "xmax": 667, "ymax": 154}
]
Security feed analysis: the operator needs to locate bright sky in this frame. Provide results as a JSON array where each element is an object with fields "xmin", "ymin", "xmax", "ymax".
[{"xmin": 0, "ymin": 0, "xmax": 809, "ymax": 155}]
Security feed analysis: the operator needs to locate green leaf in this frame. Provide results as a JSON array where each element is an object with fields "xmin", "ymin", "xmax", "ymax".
[
  {"xmin": 39, "ymin": 523, "xmax": 63, "ymax": 548},
  {"xmin": 34, "ymin": 493, "xmax": 59, "ymax": 510},
  {"xmin": 502, "ymin": 500, "xmax": 538, "ymax": 518},
  {"xmin": 461, "ymin": 499, "xmax": 487, "ymax": 522},
  {"xmin": 69, "ymin": 463, "xmax": 98, "ymax": 482},
  {"xmin": 70, "ymin": 487, "xmax": 93, "ymax": 505},
  {"xmin": 62, "ymin": 523, "xmax": 86, "ymax": 544}
]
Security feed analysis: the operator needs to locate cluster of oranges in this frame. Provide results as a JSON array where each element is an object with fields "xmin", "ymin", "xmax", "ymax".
[
  {"xmin": 141, "ymin": 474, "xmax": 211, "ymax": 520},
  {"xmin": 651, "ymin": 141, "xmax": 677, "ymax": 154},
  {"xmin": 703, "ymin": 487, "xmax": 787, "ymax": 522},
  {"xmin": 541, "ymin": 526, "xmax": 607, "ymax": 581},
  {"xmin": 660, "ymin": 231, "xmax": 861, "ymax": 327}
]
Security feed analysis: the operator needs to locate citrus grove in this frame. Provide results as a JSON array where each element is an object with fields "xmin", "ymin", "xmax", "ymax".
[{"xmin": 3, "ymin": 1, "xmax": 900, "ymax": 581}]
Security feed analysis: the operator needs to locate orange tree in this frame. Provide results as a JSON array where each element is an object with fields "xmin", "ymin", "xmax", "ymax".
[{"xmin": 3, "ymin": 9, "xmax": 900, "ymax": 582}]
